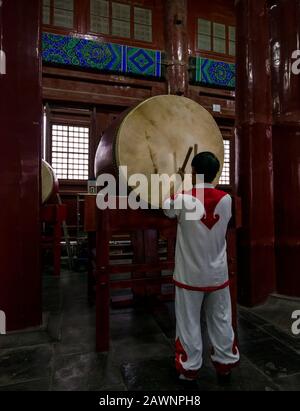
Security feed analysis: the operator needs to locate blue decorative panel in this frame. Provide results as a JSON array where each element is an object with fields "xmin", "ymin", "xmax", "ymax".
[
  {"xmin": 42, "ymin": 32, "xmax": 123, "ymax": 71},
  {"xmin": 194, "ymin": 57, "xmax": 235, "ymax": 88},
  {"xmin": 126, "ymin": 47, "xmax": 161, "ymax": 78},
  {"xmin": 42, "ymin": 32, "xmax": 163, "ymax": 79}
]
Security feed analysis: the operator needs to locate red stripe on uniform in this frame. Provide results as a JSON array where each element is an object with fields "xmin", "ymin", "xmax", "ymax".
[
  {"xmin": 173, "ymin": 279, "xmax": 229, "ymax": 292},
  {"xmin": 175, "ymin": 338, "xmax": 199, "ymax": 380}
]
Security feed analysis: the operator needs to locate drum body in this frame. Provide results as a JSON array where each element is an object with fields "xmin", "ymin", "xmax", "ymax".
[
  {"xmin": 42, "ymin": 159, "xmax": 59, "ymax": 204},
  {"xmin": 94, "ymin": 95, "xmax": 224, "ymax": 208}
]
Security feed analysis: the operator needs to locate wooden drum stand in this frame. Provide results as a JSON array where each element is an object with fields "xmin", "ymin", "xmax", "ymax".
[{"xmin": 84, "ymin": 195, "xmax": 241, "ymax": 352}]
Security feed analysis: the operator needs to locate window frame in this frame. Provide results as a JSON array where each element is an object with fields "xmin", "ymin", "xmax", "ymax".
[
  {"xmin": 87, "ymin": 0, "xmax": 154, "ymax": 46},
  {"xmin": 42, "ymin": 0, "xmax": 162, "ymax": 50},
  {"xmin": 218, "ymin": 127, "xmax": 235, "ymax": 191},
  {"xmin": 46, "ymin": 111, "xmax": 92, "ymax": 184},
  {"xmin": 195, "ymin": 16, "xmax": 236, "ymax": 62},
  {"xmin": 42, "ymin": 0, "xmax": 79, "ymax": 34},
  {"xmin": 219, "ymin": 138, "xmax": 231, "ymax": 186}
]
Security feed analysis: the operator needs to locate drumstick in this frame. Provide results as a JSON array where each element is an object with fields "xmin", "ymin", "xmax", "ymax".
[
  {"xmin": 194, "ymin": 144, "xmax": 198, "ymax": 157},
  {"xmin": 180, "ymin": 146, "xmax": 193, "ymax": 173},
  {"xmin": 173, "ymin": 152, "xmax": 177, "ymax": 174}
]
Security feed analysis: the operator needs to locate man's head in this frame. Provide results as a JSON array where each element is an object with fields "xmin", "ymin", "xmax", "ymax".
[{"xmin": 191, "ymin": 152, "xmax": 220, "ymax": 184}]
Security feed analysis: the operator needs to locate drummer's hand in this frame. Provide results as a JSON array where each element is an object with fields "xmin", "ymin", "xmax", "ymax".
[
  {"xmin": 166, "ymin": 171, "xmax": 184, "ymax": 202},
  {"xmin": 169, "ymin": 182, "xmax": 175, "ymax": 199}
]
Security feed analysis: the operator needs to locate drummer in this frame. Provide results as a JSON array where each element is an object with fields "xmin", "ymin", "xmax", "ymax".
[{"xmin": 163, "ymin": 151, "xmax": 240, "ymax": 382}]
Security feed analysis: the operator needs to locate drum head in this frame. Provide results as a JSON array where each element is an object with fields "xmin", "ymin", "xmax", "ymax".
[
  {"xmin": 115, "ymin": 95, "xmax": 224, "ymax": 208},
  {"xmin": 42, "ymin": 159, "xmax": 57, "ymax": 204}
]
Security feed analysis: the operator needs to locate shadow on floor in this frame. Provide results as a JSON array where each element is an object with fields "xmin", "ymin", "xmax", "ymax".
[{"xmin": 0, "ymin": 269, "xmax": 299, "ymax": 391}]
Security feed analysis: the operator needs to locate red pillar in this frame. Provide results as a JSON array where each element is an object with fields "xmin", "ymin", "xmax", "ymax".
[
  {"xmin": 269, "ymin": 0, "xmax": 300, "ymax": 297},
  {"xmin": 164, "ymin": 0, "xmax": 189, "ymax": 95},
  {"xmin": 0, "ymin": 0, "xmax": 42, "ymax": 330},
  {"xmin": 235, "ymin": 0, "xmax": 276, "ymax": 305}
]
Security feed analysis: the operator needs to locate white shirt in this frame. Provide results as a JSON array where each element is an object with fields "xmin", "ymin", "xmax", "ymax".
[{"xmin": 163, "ymin": 183, "xmax": 232, "ymax": 291}]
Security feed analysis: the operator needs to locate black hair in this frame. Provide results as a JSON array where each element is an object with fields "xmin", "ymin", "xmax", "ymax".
[{"xmin": 191, "ymin": 152, "xmax": 220, "ymax": 183}]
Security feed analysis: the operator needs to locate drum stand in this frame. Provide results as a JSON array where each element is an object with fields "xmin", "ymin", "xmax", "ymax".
[
  {"xmin": 41, "ymin": 202, "xmax": 67, "ymax": 277},
  {"xmin": 87, "ymin": 196, "xmax": 241, "ymax": 352},
  {"xmin": 94, "ymin": 202, "xmax": 177, "ymax": 352},
  {"xmin": 41, "ymin": 194, "xmax": 73, "ymax": 276}
]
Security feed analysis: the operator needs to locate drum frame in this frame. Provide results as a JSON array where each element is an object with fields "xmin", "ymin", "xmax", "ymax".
[{"xmin": 94, "ymin": 95, "xmax": 225, "ymax": 208}]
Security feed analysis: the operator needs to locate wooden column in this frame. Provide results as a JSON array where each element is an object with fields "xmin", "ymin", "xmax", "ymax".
[
  {"xmin": 164, "ymin": 0, "xmax": 189, "ymax": 95},
  {"xmin": 269, "ymin": 0, "xmax": 300, "ymax": 297},
  {"xmin": 0, "ymin": 0, "xmax": 42, "ymax": 330},
  {"xmin": 235, "ymin": 0, "xmax": 276, "ymax": 305}
]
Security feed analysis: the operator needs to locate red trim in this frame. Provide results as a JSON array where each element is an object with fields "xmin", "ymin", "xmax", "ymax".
[
  {"xmin": 201, "ymin": 188, "xmax": 228, "ymax": 230},
  {"xmin": 175, "ymin": 338, "xmax": 199, "ymax": 380},
  {"xmin": 232, "ymin": 337, "xmax": 238, "ymax": 355},
  {"xmin": 211, "ymin": 330, "xmax": 240, "ymax": 375},
  {"xmin": 174, "ymin": 279, "xmax": 230, "ymax": 292}
]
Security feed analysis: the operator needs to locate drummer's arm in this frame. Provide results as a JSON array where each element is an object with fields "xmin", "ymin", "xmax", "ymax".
[{"xmin": 163, "ymin": 171, "xmax": 184, "ymax": 219}]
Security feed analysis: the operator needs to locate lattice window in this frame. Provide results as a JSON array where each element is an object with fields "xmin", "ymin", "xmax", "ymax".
[
  {"xmin": 219, "ymin": 140, "xmax": 231, "ymax": 185},
  {"xmin": 197, "ymin": 19, "xmax": 211, "ymax": 51},
  {"xmin": 229, "ymin": 26, "xmax": 236, "ymax": 56},
  {"xmin": 51, "ymin": 124, "xmax": 89, "ymax": 180},
  {"xmin": 197, "ymin": 18, "xmax": 235, "ymax": 58},
  {"xmin": 42, "ymin": 0, "xmax": 74, "ymax": 29},
  {"xmin": 91, "ymin": 0, "xmax": 109, "ymax": 34},
  {"xmin": 112, "ymin": 2, "xmax": 131, "ymax": 38},
  {"xmin": 43, "ymin": 0, "xmax": 51, "ymax": 24},
  {"xmin": 213, "ymin": 23, "xmax": 226, "ymax": 54},
  {"xmin": 54, "ymin": 0, "xmax": 74, "ymax": 28},
  {"xmin": 90, "ymin": 0, "xmax": 153, "ymax": 42},
  {"xmin": 134, "ymin": 7, "xmax": 152, "ymax": 42}
]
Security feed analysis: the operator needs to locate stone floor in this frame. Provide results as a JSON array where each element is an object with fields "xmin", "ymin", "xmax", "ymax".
[{"xmin": 0, "ymin": 268, "xmax": 300, "ymax": 391}]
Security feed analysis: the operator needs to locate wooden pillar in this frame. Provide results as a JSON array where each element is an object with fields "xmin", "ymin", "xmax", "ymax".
[
  {"xmin": 269, "ymin": 0, "xmax": 300, "ymax": 297},
  {"xmin": 0, "ymin": 0, "xmax": 42, "ymax": 330},
  {"xmin": 235, "ymin": 0, "xmax": 276, "ymax": 306},
  {"xmin": 164, "ymin": 0, "xmax": 189, "ymax": 95}
]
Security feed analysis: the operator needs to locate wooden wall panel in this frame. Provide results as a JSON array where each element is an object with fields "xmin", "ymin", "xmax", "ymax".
[
  {"xmin": 189, "ymin": 86, "xmax": 235, "ymax": 119},
  {"xmin": 42, "ymin": 66, "xmax": 165, "ymax": 107},
  {"xmin": 43, "ymin": 77, "xmax": 152, "ymax": 107}
]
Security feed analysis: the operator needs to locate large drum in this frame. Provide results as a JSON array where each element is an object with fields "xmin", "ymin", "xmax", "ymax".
[
  {"xmin": 94, "ymin": 95, "xmax": 224, "ymax": 208},
  {"xmin": 42, "ymin": 159, "xmax": 59, "ymax": 204}
]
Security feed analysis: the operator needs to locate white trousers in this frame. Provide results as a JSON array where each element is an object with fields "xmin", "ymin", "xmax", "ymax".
[{"xmin": 175, "ymin": 286, "xmax": 240, "ymax": 378}]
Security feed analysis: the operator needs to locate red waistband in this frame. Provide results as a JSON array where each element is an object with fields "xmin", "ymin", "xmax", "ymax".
[{"xmin": 173, "ymin": 279, "xmax": 229, "ymax": 292}]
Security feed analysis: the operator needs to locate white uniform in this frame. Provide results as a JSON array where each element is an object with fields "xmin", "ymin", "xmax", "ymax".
[{"xmin": 164, "ymin": 183, "xmax": 240, "ymax": 378}]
